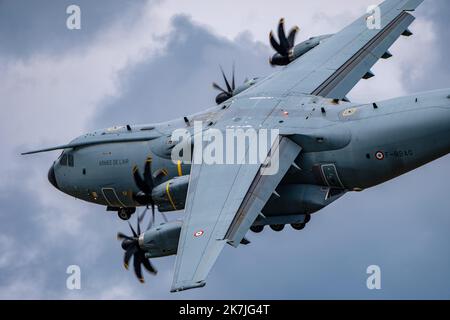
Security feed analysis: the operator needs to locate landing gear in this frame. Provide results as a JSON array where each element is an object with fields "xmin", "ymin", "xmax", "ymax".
[
  {"xmin": 304, "ymin": 214, "xmax": 311, "ymax": 224},
  {"xmin": 250, "ymin": 225, "xmax": 264, "ymax": 233},
  {"xmin": 291, "ymin": 223, "xmax": 305, "ymax": 230},
  {"xmin": 270, "ymin": 224, "xmax": 285, "ymax": 232},
  {"xmin": 291, "ymin": 214, "xmax": 311, "ymax": 230},
  {"xmin": 117, "ymin": 208, "xmax": 136, "ymax": 221},
  {"xmin": 253, "ymin": 214, "xmax": 312, "ymax": 233}
]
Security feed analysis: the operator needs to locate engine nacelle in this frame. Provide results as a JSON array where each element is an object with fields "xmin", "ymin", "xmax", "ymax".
[
  {"xmin": 152, "ymin": 175, "xmax": 189, "ymax": 212},
  {"xmin": 270, "ymin": 34, "xmax": 333, "ymax": 66},
  {"xmin": 139, "ymin": 220, "xmax": 182, "ymax": 258}
]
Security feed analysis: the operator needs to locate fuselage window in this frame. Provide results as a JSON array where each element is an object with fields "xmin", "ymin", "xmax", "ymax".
[
  {"xmin": 68, "ymin": 154, "xmax": 74, "ymax": 167},
  {"xmin": 60, "ymin": 154, "xmax": 68, "ymax": 166}
]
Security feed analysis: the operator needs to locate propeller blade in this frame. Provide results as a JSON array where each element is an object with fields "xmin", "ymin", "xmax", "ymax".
[
  {"xmin": 117, "ymin": 232, "xmax": 133, "ymax": 241},
  {"xmin": 138, "ymin": 207, "xmax": 148, "ymax": 224},
  {"xmin": 146, "ymin": 205, "xmax": 155, "ymax": 231},
  {"xmin": 287, "ymin": 26, "xmax": 299, "ymax": 48},
  {"xmin": 143, "ymin": 156, "xmax": 154, "ymax": 189},
  {"xmin": 133, "ymin": 165, "xmax": 150, "ymax": 194},
  {"xmin": 220, "ymin": 65, "xmax": 232, "ymax": 93},
  {"xmin": 128, "ymin": 221, "xmax": 138, "ymax": 238},
  {"xmin": 269, "ymin": 31, "xmax": 284, "ymax": 55},
  {"xmin": 136, "ymin": 214, "xmax": 141, "ymax": 235},
  {"xmin": 133, "ymin": 252, "xmax": 145, "ymax": 283},
  {"xmin": 212, "ymin": 82, "xmax": 227, "ymax": 93},
  {"xmin": 142, "ymin": 256, "xmax": 157, "ymax": 275},
  {"xmin": 123, "ymin": 245, "xmax": 138, "ymax": 270},
  {"xmin": 231, "ymin": 62, "xmax": 236, "ymax": 91},
  {"xmin": 277, "ymin": 18, "xmax": 289, "ymax": 52}
]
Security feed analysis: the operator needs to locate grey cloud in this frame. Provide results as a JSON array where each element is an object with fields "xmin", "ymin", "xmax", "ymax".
[
  {"xmin": 402, "ymin": 0, "xmax": 450, "ymax": 92},
  {"xmin": 0, "ymin": 0, "xmax": 147, "ymax": 58},
  {"xmin": 91, "ymin": 14, "xmax": 273, "ymax": 129}
]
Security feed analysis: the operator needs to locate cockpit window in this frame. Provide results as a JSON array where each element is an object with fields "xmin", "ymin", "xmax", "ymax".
[
  {"xmin": 59, "ymin": 152, "xmax": 74, "ymax": 167},
  {"xmin": 60, "ymin": 154, "xmax": 68, "ymax": 166},
  {"xmin": 68, "ymin": 154, "xmax": 74, "ymax": 167}
]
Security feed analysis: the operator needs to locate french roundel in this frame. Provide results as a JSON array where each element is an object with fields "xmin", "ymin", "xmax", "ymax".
[
  {"xmin": 194, "ymin": 230, "xmax": 204, "ymax": 237},
  {"xmin": 375, "ymin": 151, "xmax": 384, "ymax": 160}
]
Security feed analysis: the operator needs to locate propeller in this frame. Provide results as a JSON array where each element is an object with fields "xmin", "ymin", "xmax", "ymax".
[
  {"xmin": 117, "ymin": 215, "xmax": 157, "ymax": 283},
  {"xmin": 212, "ymin": 65, "xmax": 236, "ymax": 104},
  {"xmin": 269, "ymin": 18, "xmax": 299, "ymax": 65},
  {"xmin": 132, "ymin": 156, "xmax": 156, "ymax": 219}
]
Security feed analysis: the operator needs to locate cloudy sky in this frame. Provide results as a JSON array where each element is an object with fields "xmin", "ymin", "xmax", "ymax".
[{"xmin": 1, "ymin": 0, "xmax": 449, "ymax": 299}]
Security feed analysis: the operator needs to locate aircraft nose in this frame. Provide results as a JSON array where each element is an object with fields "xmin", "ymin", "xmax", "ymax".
[{"xmin": 48, "ymin": 164, "xmax": 59, "ymax": 190}]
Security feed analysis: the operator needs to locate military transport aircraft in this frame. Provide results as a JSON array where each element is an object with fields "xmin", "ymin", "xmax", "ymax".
[{"xmin": 23, "ymin": 0, "xmax": 448, "ymax": 292}]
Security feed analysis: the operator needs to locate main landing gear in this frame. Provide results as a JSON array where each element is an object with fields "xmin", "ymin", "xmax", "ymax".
[
  {"xmin": 250, "ymin": 225, "xmax": 264, "ymax": 233},
  {"xmin": 250, "ymin": 214, "xmax": 311, "ymax": 233},
  {"xmin": 290, "ymin": 214, "xmax": 311, "ymax": 231},
  {"xmin": 270, "ymin": 224, "xmax": 285, "ymax": 232}
]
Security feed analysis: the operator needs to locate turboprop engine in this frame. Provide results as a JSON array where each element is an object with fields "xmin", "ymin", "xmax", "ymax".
[
  {"xmin": 117, "ymin": 219, "xmax": 182, "ymax": 283},
  {"xmin": 139, "ymin": 220, "xmax": 182, "ymax": 258},
  {"xmin": 152, "ymin": 175, "xmax": 189, "ymax": 212},
  {"xmin": 269, "ymin": 18, "xmax": 333, "ymax": 66}
]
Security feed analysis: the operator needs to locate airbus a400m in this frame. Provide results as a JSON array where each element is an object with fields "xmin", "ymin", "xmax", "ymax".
[{"xmin": 24, "ymin": 0, "xmax": 449, "ymax": 292}]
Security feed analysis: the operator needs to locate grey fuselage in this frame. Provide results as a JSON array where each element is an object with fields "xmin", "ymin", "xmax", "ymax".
[{"xmin": 50, "ymin": 89, "xmax": 450, "ymax": 223}]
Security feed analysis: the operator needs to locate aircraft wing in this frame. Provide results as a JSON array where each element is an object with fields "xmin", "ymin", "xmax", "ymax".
[
  {"xmin": 247, "ymin": 0, "xmax": 424, "ymax": 99},
  {"xmin": 171, "ymin": 137, "xmax": 302, "ymax": 292}
]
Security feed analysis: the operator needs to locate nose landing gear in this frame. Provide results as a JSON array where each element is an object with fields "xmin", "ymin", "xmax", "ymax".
[
  {"xmin": 118, "ymin": 208, "xmax": 136, "ymax": 220},
  {"xmin": 107, "ymin": 207, "xmax": 136, "ymax": 220}
]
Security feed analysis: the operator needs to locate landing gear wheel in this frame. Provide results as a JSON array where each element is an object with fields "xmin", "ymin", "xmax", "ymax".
[
  {"xmin": 118, "ymin": 209, "xmax": 131, "ymax": 221},
  {"xmin": 291, "ymin": 223, "xmax": 305, "ymax": 231},
  {"xmin": 270, "ymin": 224, "xmax": 285, "ymax": 232},
  {"xmin": 304, "ymin": 214, "xmax": 311, "ymax": 224},
  {"xmin": 117, "ymin": 208, "xmax": 135, "ymax": 221},
  {"xmin": 250, "ymin": 225, "xmax": 264, "ymax": 233}
]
